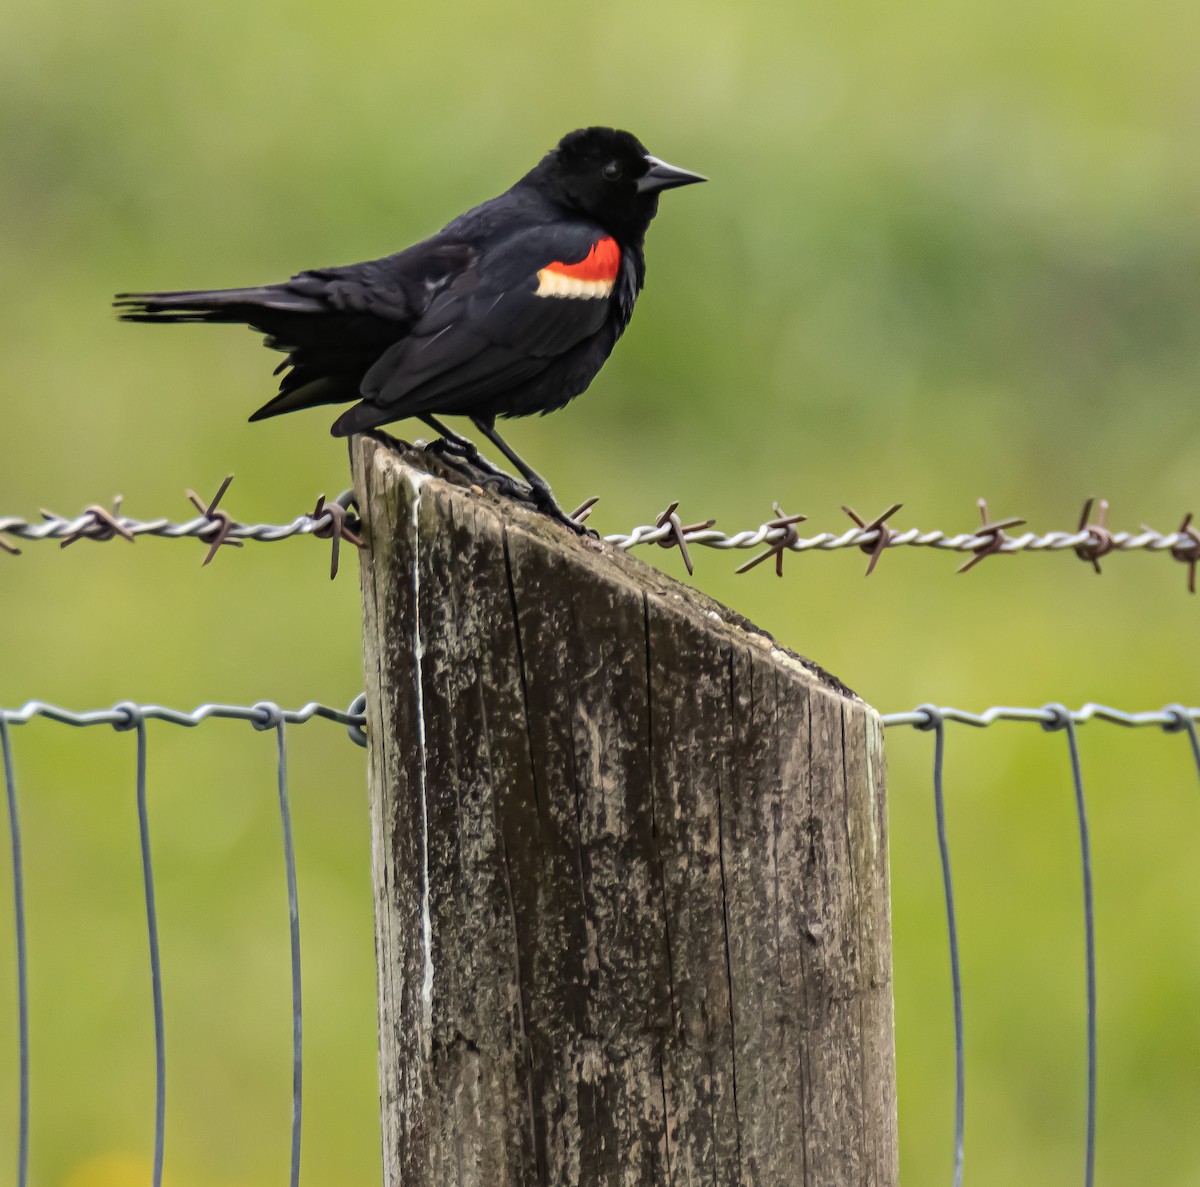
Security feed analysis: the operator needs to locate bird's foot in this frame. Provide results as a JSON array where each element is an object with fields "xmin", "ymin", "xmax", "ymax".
[
  {"xmin": 478, "ymin": 472, "xmax": 536, "ymax": 503},
  {"xmin": 428, "ymin": 447, "xmax": 530, "ymax": 499},
  {"xmin": 531, "ymin": 483, "xmax": 598, "ymax": 538},
  {"xmin": 424, "ymin": 436, "xmax": 540, "ymax": 504},
  {"xmin": 423, "ymin": 438, "xmax": 595, "ymax": 537},
  {"xmin": 424, "ymin": 434, "xmax": 507, "ymax": 480}
]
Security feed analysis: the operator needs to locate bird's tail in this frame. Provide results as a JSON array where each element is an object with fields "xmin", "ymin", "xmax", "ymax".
[
  {"xmin": 114, "ymin": 282, "xmax": 362, "ymax": 424},
  {"xmin": 113, "ymin": 285, "xmax": 323, "ymax": 324}
]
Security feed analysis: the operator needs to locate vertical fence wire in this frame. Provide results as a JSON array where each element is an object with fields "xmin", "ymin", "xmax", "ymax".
[
  {"xmin": 1044, "ymin": 708, "xmax": 1097, "ymax": 1187},
  {"xmin": 916, "ymin": 707, "xmax": 965, "ymax": 1187},
  {"xmin": 116, "ymin": 708, "xmax": 166, "ymax": 1187},
  {"xmin": 1, "ymin": 719, "xmax": 29, "ymax": 1187},
  {"xmin": 261, "ymin": 710, "xmax": 303, "ymax": 1187}
]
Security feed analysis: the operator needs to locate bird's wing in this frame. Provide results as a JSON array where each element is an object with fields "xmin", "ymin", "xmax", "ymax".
[
  {"xmin": 115, "ymin": 237, "xmax": 479, "ymax": 419},
  {"xmin": 281, "ymin": 238, "xmax": 474, "ymax": 323},
  {"xmin": 331, "ymin": 222, "xmax": 621, "ymax": 434}
]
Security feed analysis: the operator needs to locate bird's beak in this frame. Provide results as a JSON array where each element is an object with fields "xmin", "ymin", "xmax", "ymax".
[{"xmin": 637, "ymin": 155, "xmax": 707, "ymax": 193}]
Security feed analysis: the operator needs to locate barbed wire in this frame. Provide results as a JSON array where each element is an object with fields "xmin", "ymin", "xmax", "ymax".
[
  {"xmin": 0, "ymin": 478, "xmax": 363, "ymax": 578},
  {"xmin": 5, "ymin": 485, "xmax": 1199, "ymax": 587},
  {"xmin": 609, "ymin": 496, "xmax": 1200, "ymax": 588}
]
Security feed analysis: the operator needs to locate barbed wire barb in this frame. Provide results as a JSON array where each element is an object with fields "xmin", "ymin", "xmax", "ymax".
[
  {"xmin": 185, "ymin": 476, "xmax": 242, "ymax": 566},
  {"xmin": 735, "ymin": 503, "xmax": 807, "ymax": 577},
  {"xmin": 653, "ymin": 501, "xmax": 717, "ymax": 577},
  {"xmin": 308, "ymin": 494, "xmax": 363, "ymax": 580},
  {"xmin": 956, "ymin": 498, "xmax": 1025, "ymax": 574},
  {"xmin": 55, "ymin": 496, "xmax": 135, "ymax": 548},
  {"xmin": 1074, "ymin": 498, "xmax": 1113, "ymax": 574},
  {"xmin": 1166, "ymin": 513, "xmax": 1200, "ymax": 594},
  {"xmin": 842, "ymin": 503, "xmax": 903, "ymax": 576},
  {"xmin": 568, "ymin": 496, "xmax": 601, "ymax": 527}
]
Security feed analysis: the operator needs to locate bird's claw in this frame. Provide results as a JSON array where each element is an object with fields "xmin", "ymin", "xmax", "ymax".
[
  {"xmin": 529, "ymin": 486, "xmax": 595, "ymax": 537},
  {"xmin": 425, "ymin": 435, "xmax": 479, "ymax": 465},
  {"xmin": 425, "ymin": 436, "xmax": 515, "ymax": 485},
  {"xmin": 481, "ymin": 473, "xmax": 534, "ymax": 501},
  {"xmin": 422, "ymin": 438, "xmax": 593, "ymax": 537}
]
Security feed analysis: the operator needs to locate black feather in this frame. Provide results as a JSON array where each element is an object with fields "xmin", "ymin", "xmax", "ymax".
[{"xmin": 115, "ymin": 127, "xmax": 703, "ymax": 433}]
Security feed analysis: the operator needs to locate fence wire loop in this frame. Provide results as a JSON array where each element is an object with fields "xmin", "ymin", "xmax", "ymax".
[
  {"xmin": 186, "ymin": 476, "xmax": 243, "ymax": 566},
  {"xmin": 346, "ymin": 693, "xmax": 368, "ymax": 748},
  {"xmin": 957, "ymin": 498, "xmax": 1026, "ymax": 574},
  {"xmin": 1038, "ymin": 702, "xmax": 1076, "ymax": 732},
  {"xmin": 843, "ymin": 502, "xmax": 903, "ymax": 576},
  {"xmin": 111, "ymin": 700, "xmax": 145, "ymax": 732},
  {"xmin": 735, "ymin": 502, "xmax": 808, "ymax": 577},
  {"xmin": 1074, "ymin": 498, "xmax": 1114, "ymax": 574},
  {"xmin": 251, "ymin": 701, "xmax": 286, "ymax": 731}
]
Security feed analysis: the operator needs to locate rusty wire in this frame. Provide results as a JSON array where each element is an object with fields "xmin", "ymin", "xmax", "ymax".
[
  {"xmin": 619, "ymin": 495, "xmax": 1200, "ymax": 590},
  {"xmin": 1, "ymin": 479, "xmax": 363, "ymax": 578},
  {"xmin": 5, "ymin": 490, "xmax": 1200, "ymax": 588},
  {"xmin": 653, "ymin": 501, "xmax": 717, "ymax": 577}
]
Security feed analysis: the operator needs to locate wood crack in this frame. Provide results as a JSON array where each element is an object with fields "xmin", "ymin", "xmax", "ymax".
[
  {"xmin": 644, "ymin": 591, "xmax": 676, "ymax": 1185},
  {"xmin": 718, "ymin": 645, "xmax": 744, "ymax": 1181}
]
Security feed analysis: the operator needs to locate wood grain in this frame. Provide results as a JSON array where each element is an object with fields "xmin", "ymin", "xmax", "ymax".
[{"xmin": 352, "ymin": 435, "xmax": 896, "ymax": 1186}]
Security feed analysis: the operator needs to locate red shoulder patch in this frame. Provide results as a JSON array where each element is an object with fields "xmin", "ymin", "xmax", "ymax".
[{"xmin": 543, "ymin": 236, "xmax": 621, "ymax": 283}]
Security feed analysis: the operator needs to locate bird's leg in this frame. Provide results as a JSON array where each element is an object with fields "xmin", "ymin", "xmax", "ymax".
[
  {"xmin": 419, "ymin": 415, "xmax": 534, "ymax": 499},
  {"xmin": 471, "ymin": 417, "xmax": 590, "ymax": 536},
  {"xmin": 419, "ymin": 415, "xmax": 501, "ymax": 474}
]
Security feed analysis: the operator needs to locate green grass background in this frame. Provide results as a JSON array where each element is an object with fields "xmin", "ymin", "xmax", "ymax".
[{"xmin": 1, "ymin": 0, "xmax": 1198, "ymax": 1182}]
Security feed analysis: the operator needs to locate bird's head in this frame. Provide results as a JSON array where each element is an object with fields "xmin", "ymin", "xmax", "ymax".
[{"xmin": 532, "ymin": 127, "xmax": 706, "ymax": 244}]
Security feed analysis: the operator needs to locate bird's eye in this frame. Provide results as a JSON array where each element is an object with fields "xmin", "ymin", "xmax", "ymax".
[{"xmin": 602, "ymin": 160, "xmax": 623, "ymax": 181}]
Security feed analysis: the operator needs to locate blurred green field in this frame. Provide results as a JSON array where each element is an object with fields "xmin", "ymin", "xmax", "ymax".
[{"xmin": 1, "ymin": 0, "xmax": 1198, "ymax": 1183}]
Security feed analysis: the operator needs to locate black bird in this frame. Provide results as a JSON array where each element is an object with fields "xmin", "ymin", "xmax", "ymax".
[{"xmin": 115, "ymin": 127, "xmax": 705, "ymax": 529}]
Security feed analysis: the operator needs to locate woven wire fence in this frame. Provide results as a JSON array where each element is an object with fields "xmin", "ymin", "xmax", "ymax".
[{"xmin": 3, "ymin": 697, "xmax": 1200, "ymax": 1187}]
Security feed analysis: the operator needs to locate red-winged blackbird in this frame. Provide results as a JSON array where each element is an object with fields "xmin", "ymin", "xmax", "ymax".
[{"xmin": 115, "ymin": 127, "xmax": 704, "ymax": 529}]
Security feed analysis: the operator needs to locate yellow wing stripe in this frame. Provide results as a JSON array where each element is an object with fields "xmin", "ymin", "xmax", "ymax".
[{"xmin": 534, "ymin": 269, "xmax": 615, "ymax": 299}]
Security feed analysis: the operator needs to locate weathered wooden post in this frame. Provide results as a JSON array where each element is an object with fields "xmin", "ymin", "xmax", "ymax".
[{"xmin": 352, "ymin": 434, "xmax": 896, "ymax": 1186}]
